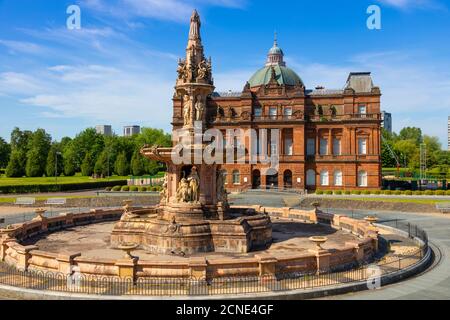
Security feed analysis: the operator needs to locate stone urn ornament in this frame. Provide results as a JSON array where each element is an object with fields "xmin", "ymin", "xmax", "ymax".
[
  {"xmin": 34, "ymin": 208, "xmax": 46, "ymax": 220},
  {"xmin": 311, "ymin": 202, "xmax": 320, "ymax": 210},
  {"xmin": 309, "ymin": 236, "xmax": 328, "ymax": 251},
  {"xmin": 364, "ymin": 216, "xmax": 378, "ymax": 226},
  {"xmin": 118, "ymin": 243, "xmax": 138, "ymax": 259}
]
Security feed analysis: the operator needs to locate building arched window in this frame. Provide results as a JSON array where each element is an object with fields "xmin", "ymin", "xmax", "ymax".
[
  {"xmin": 320, "ymin": 170, "xmax": 329, "ymax": 186},
  {"xmin": 358, "ymin": 171, "xmax": 368, "ymax": 187},
  {"xmin": 306, "ymin": 169, "xmax": 316, "ymax": 186},
  {"xmin": 232, "ymin": 170, "xmax": 240, "ymax": 185},
  {"xmin": 334, "ymin": 170, "xmax": 343, "ymax": 186}
]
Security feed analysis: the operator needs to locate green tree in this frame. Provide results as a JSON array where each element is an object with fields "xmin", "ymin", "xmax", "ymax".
[
  {"xmin": 46, "ymin": 143, "xmax": 63, "ymax": 177},
  {"xmin": 63, "ymin": 146, "xmax": 77, "ymax": 176},
  {"xmin": 131, "ymin": 150, "xmax": 146, "ymax": 176},
  {"xmin": 6, "ymin": 128, "xmax": 32, "ymax": 176},
  {"xmin": 398, "ymin": 127, "xmax": 422, "ymax": 145},
  {"xmin": 393, "ymin": 139, "xmax": 419, "ymax": 169},
  {"xmin": 81, "ymin": 153, "xmax": 94, "ymax": 176},
  {"xmin": 5, "ymin": 151, "xmax": 24, "ymax": 177},
  {"xmin": 114, "ymin": 152, "xmax": 129, "ymax": 176},
  {"xmin": 94, "ymin": 150, "xmax": 111, "ymax": 177},
  {"xmin": 0, "ymin": 137, "xmax": 10, "ymax": 169},
  {"xmin": 70, "ymin": 128, "xmax": 105, "ymax": 171},
  {"xmin": 134, "ymin": 128, "xmax": 172, "ymax": 149},
  {"xmin": 25, "ymin": 129, "xmax": 52, "ymax": 177}
]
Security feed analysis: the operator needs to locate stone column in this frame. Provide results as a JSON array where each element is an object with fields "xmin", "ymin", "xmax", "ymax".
[
  {"xmin": 115, "ymin": 257, "xmax": 139, "ymax": 282},
  {"xmin": 255, "ymin": 254, "xmax": 278, "ymax": 277},
  {"xmin": 16, "ymin": 245, "xmax": 39, "ymax": 271},
  {"xmin": 0, "ymin": 238, "xmax": 16, "ymax": 262},
  {"xmin": 189, "ymin": 257, "xmax": 208, "ymax": 280},
  {"xmin": 57, "ymin": 253, "xmax": 82, "ymax": 275},
  {"xmin": 314, "ymin": 250, "xmax": 331, "ymax": 275},
  {"xmin": 328, "ymin": 128, "xmax": 333, "ymax": 155}
]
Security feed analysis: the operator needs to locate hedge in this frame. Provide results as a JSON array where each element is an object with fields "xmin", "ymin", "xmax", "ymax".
[
  {"xmin": 0, "ymin": 180, "xmax": 127, "ymax": 194},
  {"xmin": 312, "ymin": 189, "xmax": 450, "ymax": 196}
]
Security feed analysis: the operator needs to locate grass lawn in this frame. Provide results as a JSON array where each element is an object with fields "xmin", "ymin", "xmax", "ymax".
[
  {"xmin": 0, "ymin": 175, "xmax": 129, "ymax": 186},
  {"xmin": 344, "ymin": 197, "xmax": 450, "ymax": 205}
]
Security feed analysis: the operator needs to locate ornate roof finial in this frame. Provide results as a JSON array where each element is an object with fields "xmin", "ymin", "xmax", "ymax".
[{"xmin": 274, "ymin": 31, "xmax": 278, "ymax": 47}]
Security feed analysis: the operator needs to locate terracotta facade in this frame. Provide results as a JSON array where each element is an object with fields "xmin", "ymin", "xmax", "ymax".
[{"xmin": 172, "ymin": 39, "xmax": 382, "ymax": 191}]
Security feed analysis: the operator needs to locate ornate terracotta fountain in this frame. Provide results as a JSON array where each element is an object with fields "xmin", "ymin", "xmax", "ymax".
[{"xmin": 111, "ymin": 10, "xmax": 272, "ymax": 255}]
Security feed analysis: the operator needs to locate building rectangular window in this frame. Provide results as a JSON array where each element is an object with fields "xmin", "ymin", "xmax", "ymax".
[
  {"xmin": 320, "ymin": 138, "xmax": 328, "ymax": 155},
  {"xmin": 283, "ymin": 107, "xmax": 292, "ymax": 118},
  {"xmin": 358, "ymin": 138, "xmax": 367, "ymax": 155},
  {"xmin": 284, "ymin": 137, "xmax": 293, "ymax": 155},
  {"xmin": 269, "ymin": 107, "xmax": 277, "ymax": 119},
  {"xmin": 307, "ymin": 138, "xmax": 315, "ymax": 156},
  {"xmin": 358, "ymin": 105, "xmax": 367, "ymax": 114},
  {"xmin": 254, "ymin": 107, "xmax": 262, "ymax": 117},
  {"xmin": 333, "ymin": 138, "xmax": 341, "ymax": 155}
]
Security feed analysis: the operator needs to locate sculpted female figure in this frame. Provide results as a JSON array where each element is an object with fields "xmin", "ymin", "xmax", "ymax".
[
  {"xmin": 188, "ymin": 166, "xmax": 200, "ymax": 202},
  {"xmin": 183, "ymin": 94, "xmax": 192, "ymax": 126},
  {"xmin": 195, "ymin": 95, "xmax": 205, "ymax": 122}
]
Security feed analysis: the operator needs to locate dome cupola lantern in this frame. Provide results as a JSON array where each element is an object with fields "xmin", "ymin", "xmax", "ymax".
[{"xmin": 265, "ymin": 32, "xmax": 286, "ymax": 67}]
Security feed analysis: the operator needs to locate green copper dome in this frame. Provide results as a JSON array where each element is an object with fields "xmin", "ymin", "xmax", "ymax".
[{"xmin": 248, "ymin": 65, "xmax": 304, "ymax": 87}]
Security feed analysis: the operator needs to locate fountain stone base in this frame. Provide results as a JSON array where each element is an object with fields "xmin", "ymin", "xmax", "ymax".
[{"xmin": 110, "ymin": 206, "xmax": 272, "ymax": 255}]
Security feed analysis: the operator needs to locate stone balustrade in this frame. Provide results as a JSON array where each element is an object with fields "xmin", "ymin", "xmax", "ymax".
[{"xmin": 0, "ymin": 205, "xmax": 379, "ymax": 281}]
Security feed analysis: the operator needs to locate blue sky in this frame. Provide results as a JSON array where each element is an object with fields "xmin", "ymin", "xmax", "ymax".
[{"xmin": 0, "ymin": 0, "xmax": 449, "ymax": 147}]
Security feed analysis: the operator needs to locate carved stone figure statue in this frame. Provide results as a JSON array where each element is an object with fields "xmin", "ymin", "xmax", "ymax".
[
  {"xmin": 183, "ymin": 95, "xmax": 192, "ymax": 126},
  {"xmin": 216, "ymin": 169, "xmax": 227, "ymax": 203},
  {"xmin": 176, "ymin": 178, "xmax": 190, "ymax": 203},
  {"xmin": 195, "ymin": 95, "xmax": 205, "ymax": 121},
  {"xmin": 197, "ymin": 59, "xmax": 210, "ymax": 81},
  {"xmin": 188, "ymin": 166, "xmax": 200, "ymax": 202},
  {"xmin": 177, "ymin": 60, "xmax": 187, "ymax": 81},
  {"xmin": 160, "ymin": 173, "xmax": 168, "ymax": 203}
]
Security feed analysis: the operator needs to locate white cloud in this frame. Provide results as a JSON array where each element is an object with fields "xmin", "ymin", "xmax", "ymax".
[
  {"xmin": 81, "ymin": 0, "xmax": 246, "ymax": 22},
  {"xmin": 377, "ymin": 0, "xmax": 445, "ymax": 10},
  {"xmin": 0, "ymin": 40, "xmax": 47, "ymax": 55},
  {"xmin": 0, "ymin": 64, "xmax": 173, "ymax": 131}
]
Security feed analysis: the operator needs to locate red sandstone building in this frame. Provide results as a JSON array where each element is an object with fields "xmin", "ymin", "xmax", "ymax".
[{"xmin": 173, "ymin": 13, "xmax": 382, "ymax": 192}]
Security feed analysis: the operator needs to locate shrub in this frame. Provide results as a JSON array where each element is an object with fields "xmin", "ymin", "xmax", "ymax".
[
  {"xmin": 352, "ymin": 190, "xmax": 361, "ymax": 195},
  {"xmin": 344, "ymin": 190, "xmax": 351, "ymax": 195},
  {"xmin": 121, "ymin": 185, "xmax": 130, "ymax": 192},
  {"xmin": 111, "ymin": 186, "xmax": 121, "ymax": 192},
  {"xmin": 446, "ymin": 190, "xmax": 450, "ymax": 196},
  {"xmin": 424, "ymin": 190, "xmax": 435, "ymax": 196},
  {"xmin": 129, "ymin": 186, "xmax": 139, "ymax": 192},
  {"xmin": 324, "ymin": 190, "xmax": 333, "ymax": 195},
  {"xmin": 435, "ymin": 190, "xmax": 445, "ymax": 196},
  {"xmin": 105, "ymin": 187, "xmax": 112, "ymax": 192},
  {"xmin": 372, "ymin": 190, "xmax": 381, "ymax": 195},
  {"xmin": 138, "ymin": 186, "xmax": 147, "ymax": 192},
  {"xmin": 315, "ymin": 190, "xmax": 324, "ymax": 195},
  {"xmin": 0, "ymin": 180, "xmax": 127, "ymax": 194},
  {"xmin": 393, "ymin": 190, "xmax": 402, "ymax": 195},
  {"xmin": 383, "ymin": 190, "xmax": 392, "ymax": 195},
  {"xmin": 362, "ymin": 190, "xmax": 371, "ymax": 195},
  {"xmin": 334, "ymin": 190, "xmax": 342, "ymax": 195},
  {"xmin": 404, "ymin": 190, "xmax": 412, "ymax": 196}
]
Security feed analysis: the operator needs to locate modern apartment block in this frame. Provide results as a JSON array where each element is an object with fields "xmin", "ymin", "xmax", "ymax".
[
  {"xmin": 123, "ymin": 125, "xmax": 141, "ymax": 137},
  {"xmin": 381, "ymin": 111, "xmax": 392, "ymax": 133},
  {"xmin": 95, "ymin": 125, "xmax": 112, "ymax": 136}
]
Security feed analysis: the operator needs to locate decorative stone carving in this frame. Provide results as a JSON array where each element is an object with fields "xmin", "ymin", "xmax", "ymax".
[
  {"xmin": 160, "ymin": 173, "xmax": 168, "ymax": 203},
  {"xmin": 188, "ymin": 166, "xmax": 200, "ymax": 203},
  {"xmin": 216, "ymin": 169, "xmax": 228, "ymax": 203},
  {"xmin": 293, "ymin": 110, "xmax": 304, "ymax": 120},
  {"xmin": 183, "ymin": 94, "xmax": 193, "ymax": 126},
  {"xmin": 195, "ymin": 95, "xmax": 205, "ymax": 121},
  {"xmin": 177, "ymin": 59, "xmax": 187, "ymax": 81},
  {"xmin": 176, "ymin": 178, "xmax": 191, "ymax": 203},
  {"xmin": 241, "ymin": 111, "xmax": 250, "ymax": 121},
  {"xmin": 197, "ymin": 59, "xmax": 211, "ymax": 81}
]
